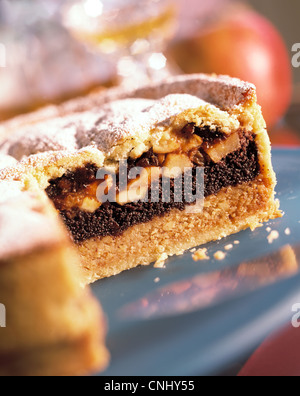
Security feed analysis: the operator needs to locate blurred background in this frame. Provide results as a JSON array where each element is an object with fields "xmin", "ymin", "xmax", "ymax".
[{"xmin": 0, "ymin": 0, "xmax": 299, "ymax": 146}]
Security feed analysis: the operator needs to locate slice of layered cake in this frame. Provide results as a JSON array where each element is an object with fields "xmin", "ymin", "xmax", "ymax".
[
  {"xmin": 0, "ymin": 74, "xmax": 281, "ymax": 282},
  {"xmin": 0, "ymin": 179, "xmax": 109, "ymax": 376}
]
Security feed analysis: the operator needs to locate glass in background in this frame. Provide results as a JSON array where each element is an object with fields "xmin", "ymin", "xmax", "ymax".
[
  {"xmin": 0, "ymin": 0, "xmax": 115, "ymax": 121},
  {"xmin": 63, "ymin": 0, "xmax": 178, "ymax": 87}
]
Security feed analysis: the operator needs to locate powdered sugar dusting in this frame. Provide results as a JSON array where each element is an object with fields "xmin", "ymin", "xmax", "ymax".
[
  {"xmin": 0, "ymin": 74, "xmax": 256, "ymax": 163},
  {"xmin": 0, "ymin": 94, "xmax": 210, "ymax": 160}
]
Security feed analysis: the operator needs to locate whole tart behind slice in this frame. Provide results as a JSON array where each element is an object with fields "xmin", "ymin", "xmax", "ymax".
[
  {"xmin": 0, "ymin": 74, "xmax": 281, "ymax": 283},
  {"xmin": 0, "ymin": 180, "xmax": 109, "ymax": 376}
]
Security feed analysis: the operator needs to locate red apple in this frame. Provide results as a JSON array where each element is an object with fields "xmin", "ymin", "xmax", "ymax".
[{"xmin": 168, "ymin": 7, "xmax": 292, "ymax": 129}]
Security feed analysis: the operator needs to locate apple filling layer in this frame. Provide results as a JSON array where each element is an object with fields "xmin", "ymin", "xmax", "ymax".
[{"xmin": 46, "ymin": 127, "xmax": 260, "ymax": 243}]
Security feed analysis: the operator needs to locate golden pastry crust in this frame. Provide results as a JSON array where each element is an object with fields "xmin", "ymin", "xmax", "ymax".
[{"xmin": 0, "ymin": 182, "xmax": 109, "ymax": 376}]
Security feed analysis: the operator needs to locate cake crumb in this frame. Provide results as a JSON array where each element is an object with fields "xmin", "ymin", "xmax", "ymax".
[
  {"xmin": 190, "ymin": 248, "xmax": 196, "ymax": 253},
  {"xmin": 267, "ymin": 230, "xmax": 280, "ymax": 244},
  {"xmin": 225, "ymin": 244, "xmax": 233, "ymax": 251},
  {"xmin": 266, "ymin": 227, "xmax": 272, "ymax": 233},
  {"xmin": 285, "ymin": 228, "xmax": 291, "ymax": 236},
  {"xmin": 192, "ymin": 248, "xmax": 209, "ymax": 261},
  {"xmin": 234, "ymin": 241, "xmax": 240, "ymax": 245},
  {"xmin": 154, "ymin": 253, "xmax": 168, "ymax": 268},
  {"xmin": 154, "ymin": 277, "xmax": 160, "ymax": 283},
  {"xmin": 214, "ymin": 251, "xmax": 227, "ymax": 261}
]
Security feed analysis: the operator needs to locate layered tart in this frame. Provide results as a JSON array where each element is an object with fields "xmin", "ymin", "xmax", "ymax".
[{"xmin": 0, "ymin": 74, "xmax": 281, "ymax": 284}]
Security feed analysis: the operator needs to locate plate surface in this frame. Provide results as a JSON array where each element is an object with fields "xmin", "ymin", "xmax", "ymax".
[{"xmin": 92, "ymin": 149, "xmax": 300, "ymax": 376}]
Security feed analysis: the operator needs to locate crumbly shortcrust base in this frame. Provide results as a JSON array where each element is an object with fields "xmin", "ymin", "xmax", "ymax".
[{"xmin": 78, "ymin": 177, "xmax": 281, "ymax": 283}]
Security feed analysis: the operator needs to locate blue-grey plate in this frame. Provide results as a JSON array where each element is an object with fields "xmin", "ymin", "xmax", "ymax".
[{"xmin": 91, "ymin": 149, "xmax": 300, "ymax": 376}]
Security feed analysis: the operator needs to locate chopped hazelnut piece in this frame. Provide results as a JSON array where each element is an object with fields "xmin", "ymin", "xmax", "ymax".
[
  {"xmin": 181, "ymin": 135, "xmax": 203, "ymax": 153},
  {"xmin": 80, "ymin": 197, "xmax": 101, "ymax": 213},
  {"xmin": 189, "ymin": 149, "xmax": 205, "ymax": 166},
  {"xmin": 163, "ymin": 154, "xmax": 193, "ymax": 179},
  {"xmin": 157, "ymin": 154, "xmax": 166, "ymax": 165},
  {"xmin": 116, "ymin": 167, "xmax": 161, "ymax": 205},
  {"xmin": 205, "ymin": 133, "xmax": 240, "ymax": 163},
  {"xmin": 153, "ymin": 135, "xmax": 180, "ymax": 154}
]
